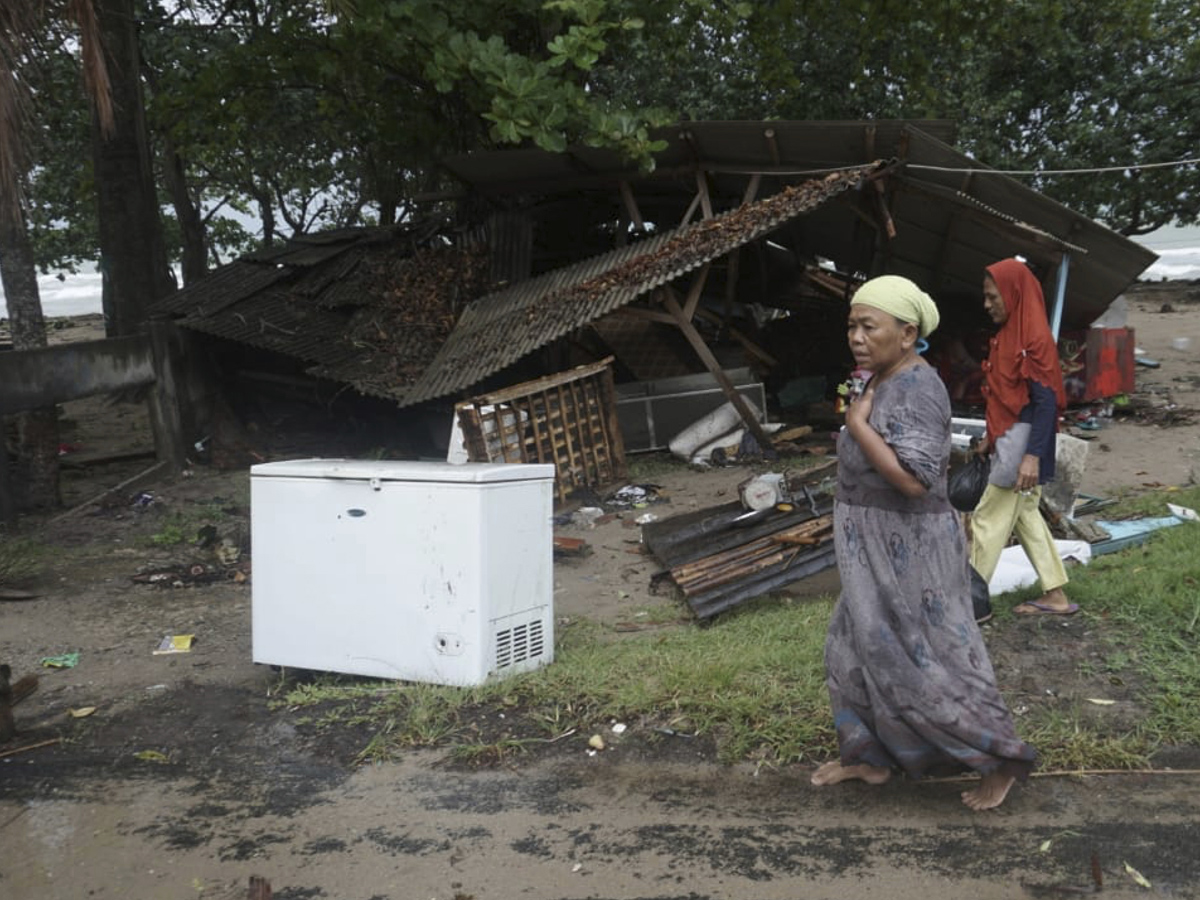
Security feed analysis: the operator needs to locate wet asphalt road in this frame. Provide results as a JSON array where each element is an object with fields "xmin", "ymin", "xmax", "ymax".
[{"xmin": 3, "ymin": 707, "xmax": 1199, "ymax": 900}]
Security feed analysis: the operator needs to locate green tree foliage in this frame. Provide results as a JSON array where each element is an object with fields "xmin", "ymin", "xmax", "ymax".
[{"xmin": 14, "ymin": 0, "xmax": 1199, "ymax": 281}]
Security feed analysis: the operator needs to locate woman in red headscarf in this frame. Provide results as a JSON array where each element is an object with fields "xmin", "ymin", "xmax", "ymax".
[{"xmin": 970, "ymin": 258, "xmax": 1077, "ymax": 616}]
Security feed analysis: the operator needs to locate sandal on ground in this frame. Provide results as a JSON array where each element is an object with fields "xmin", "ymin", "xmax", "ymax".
[{"xmin": 1013, "ymin": 600, "xmax": 1080, "ymax": 617}]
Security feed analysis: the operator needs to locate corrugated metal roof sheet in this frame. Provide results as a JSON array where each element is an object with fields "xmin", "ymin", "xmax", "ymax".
[
  {"xmin": 442, "ymin": 122, "xmax": 1156, "ymax": 330},
  {"xmin": 394, "ymin": 165, "xmax": 876, "ymax": 406},
  {"xmin": 154, "ymin": 120, "xmax": 1157, "ymax": 411}
]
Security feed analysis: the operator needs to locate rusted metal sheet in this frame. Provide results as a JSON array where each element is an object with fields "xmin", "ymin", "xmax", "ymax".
[
  {"xmin": 443, "ymin": 121, "xmax": 1156, "ymax": 331},
  {"xmin": 643, "ymin": 497, "xmax": 836, "ymax": 620},
  {"xmin": 397, "ymin": 166, "xmax": 874, "ymax": 407},
  {"xmin": 643, "ymin": 463, "xmax": 839, "ymax": 620}
]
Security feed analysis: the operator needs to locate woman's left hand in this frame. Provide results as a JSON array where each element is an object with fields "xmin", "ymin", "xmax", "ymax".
[{"xmin": 1016, "ymin": 453, "xmax": 1040, "ymax": 493}]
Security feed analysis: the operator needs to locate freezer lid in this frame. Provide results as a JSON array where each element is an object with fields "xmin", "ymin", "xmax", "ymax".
[{"xmin": 250, "ymin": 458, "xmax": 556, "ymax": 483}]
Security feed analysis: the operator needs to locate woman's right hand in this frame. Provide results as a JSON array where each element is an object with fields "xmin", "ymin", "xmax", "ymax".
[{"xmin": 974, "ymin": 435, "xmax": 991, "ymax": 457}]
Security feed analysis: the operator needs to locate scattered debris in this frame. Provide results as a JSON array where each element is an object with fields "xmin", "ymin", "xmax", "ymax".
[
  {"xmin": 1124, "ymin": 861, "xmax": 1152, "ymax": 889},
  {"xmin": 643, "ymin": 469, "xmax": 837, "ymax": 619},
  {"xmin": 132, "ymin": 560, "xmax": 251, "ymax": 588},
  {"xmin": 607, "ymin": 483, "xmax": 665, "ymax": 508},
  {"xmin": 1091, "ymin": 507, "xmax": 1195, "ymax": 556},
  {"xmin": 0, "ymin": 737, "xmax": 61, "ymax": 758},
  {"xmin": 153, "ymin": 635, "xmax": 195, "ymax": 655},
  {"xmin": 41, "ymin": 652, "xmax": 80, "ymax": 669},
  {"xmin": 553, "ymin": 536, "xmax": 592, "ymax": 557}
]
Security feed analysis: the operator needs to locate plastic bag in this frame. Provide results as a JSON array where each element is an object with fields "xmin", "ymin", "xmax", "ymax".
[
  {"xmin": 948, "ymin": 453, "xmax": 990, "ymax": 512},
  {"xmin": 970, "ymin": 565, "xmax": 992, "ymax": 624}
]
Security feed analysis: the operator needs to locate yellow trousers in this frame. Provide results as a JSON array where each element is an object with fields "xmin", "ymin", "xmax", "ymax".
[{"xmin": 969, "ymin": 483, "xmax": 1068, "ymax": 592}]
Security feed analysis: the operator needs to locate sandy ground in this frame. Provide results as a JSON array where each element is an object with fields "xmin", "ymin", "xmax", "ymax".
[{"xmin": 3, "ymin": 282, "xmax": 1200, "ymax": 899}]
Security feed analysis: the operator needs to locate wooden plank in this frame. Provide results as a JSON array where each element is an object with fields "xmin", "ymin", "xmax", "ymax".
[
  {"xmin": 679, "ymin": 191, "xmax": 702, "ymax": 228},
  {"xmin": 599, "ymin": 365, "xmax": 628, "ymax": 481},
  {"xmin": 618, "ymin": 180, "xmax": 646, "ymax": 230},
  {"xmin": 660, "ymin": 288, "xmax": 777, "ymax": 457},
  {"xmin": 554, "ymin": 384, "xmax": 576, "ymax": 501},
  {"xmin": 457, "ymin": 406, "xmax": 490, "ymax": 462},
  {"xmin": 681, "ymin": 263, "xmax": 711, "ymax": 322},
  {"xmin": 695, "ymin": 171, "xmax": 714, "ymax": 220},
  {"xmin": 463, "ymin": 357, "xmax": 615, "ymax": 405},
  {"xmin": 526, "ymin": 393, "xmax": 549, "ymax": 465},
  {"xmin": 48, "ymin": 460, "xmax": 169, "ymax": 525},
  {"xmin": 0, "ymin": 335, "xmax": 154, "ymax": 416},
  {"xmin": 741, "ymin": 173, "xmax": 762, "ymax": 206}
]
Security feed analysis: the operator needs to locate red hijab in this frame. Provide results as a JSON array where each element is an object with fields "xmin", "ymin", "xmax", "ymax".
[{"xmin": 982, "ymin": 259, "xmax": 1066, "ymax": 443}]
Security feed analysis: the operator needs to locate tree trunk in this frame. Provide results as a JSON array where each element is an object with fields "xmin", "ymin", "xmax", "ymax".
[
  {"xmin": 0, "ymin": 207, "xmax": 61, "ymax": 510},
  {"xmin": 92, "ymin": 0, "xmax": 175, "ymax": 337},
  {"xmin": 162, "ymin": 143, "xmax": 207, "ymax": 285}
]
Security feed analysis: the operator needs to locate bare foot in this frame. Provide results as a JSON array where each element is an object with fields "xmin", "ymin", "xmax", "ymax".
[
  {"xmin": 1038, "ymin": 587, "xmax": 1071, "ymax": 609},
  {"xmin": 1013, "ymin": 587, "xmax": 1078, "ymax": 616},
  {"xmin": 961, "ymin": 771, "xmax": 1016, "ymax": 810},
  {"xmin": 810, "ymin": 760, "xmax": 892, "ymax": 786}
]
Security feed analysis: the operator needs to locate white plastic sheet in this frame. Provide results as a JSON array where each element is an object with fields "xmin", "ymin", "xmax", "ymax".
[{"xmin": 988, "ymin": 539, "xmax": 1092, "ymax": 596}]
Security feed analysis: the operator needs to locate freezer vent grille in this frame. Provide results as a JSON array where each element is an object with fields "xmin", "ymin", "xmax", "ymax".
[{"xmin": 495, "ymin": 618, "xmax": 545, "ymax": 669}]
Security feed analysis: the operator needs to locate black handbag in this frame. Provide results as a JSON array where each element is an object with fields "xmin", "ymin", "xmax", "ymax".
[
  {"xmin": 970, "ymin": 565, "xmax": 993, "ymax": 624},
  {"xmin": 948, "ymin": 453, "xmax": 990, "ymax": 512}
]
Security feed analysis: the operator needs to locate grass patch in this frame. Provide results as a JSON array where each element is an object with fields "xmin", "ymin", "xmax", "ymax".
[
  {"xmin": 146, "ymin": 497, "xmax": 241, "ymax": 547},
  {"xmin": 277, "ymin": 486, "xmax": 1200, "ymax": 772},
  {"xmin": 279, "ymin": 595, "xmax": 837, "ymax": 766},
  {"xmin": 0, "ymin": 535, "xmax": 45, "ymax": 583}
]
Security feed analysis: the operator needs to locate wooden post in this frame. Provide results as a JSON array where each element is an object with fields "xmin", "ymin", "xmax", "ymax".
[
  {"xmin": 146, "ymin": 319, "xmax": 187, "ymax": 473},
  {"xmin": 695, "ymin": 171, "xmax": 714, "ymax": 220},
  {"xmin": 0, "ymin": 418, "xmax": 14, "ymax": 527},
  {"xmin": 618, "ymin": 180, "xmax": 646, "ymax": 230},
  {"xmin": 660, "ymin": 287, "xmax": 777, "ymax": 458}
]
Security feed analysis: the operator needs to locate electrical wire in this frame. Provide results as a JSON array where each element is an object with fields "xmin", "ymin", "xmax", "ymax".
[{"xmin": 908, "ymin": 157, "xmax": 1200, "ymax": 176}]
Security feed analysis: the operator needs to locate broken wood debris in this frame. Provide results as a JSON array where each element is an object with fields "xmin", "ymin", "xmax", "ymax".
[
  {"xmin": 643, "ymin": 469, "xmax": 838, "ymax": 620},
  {"xmin": 456, "ymin": 357, "xmax": 627, "ymax": 504},
  {"xmin": 553, "ymin": 536, "xmax": 592, "ymax": 557}
]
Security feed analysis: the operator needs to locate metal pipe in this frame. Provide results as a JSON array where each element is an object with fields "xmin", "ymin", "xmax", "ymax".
[{"xmin": 1050, "ymin": 252, "xmax": 1070, "ymax": 340}]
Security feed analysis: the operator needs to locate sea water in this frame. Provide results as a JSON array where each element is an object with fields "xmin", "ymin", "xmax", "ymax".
[
  {"xmin": 1140, "ymin": 224, "xmax": 1200, "ymax": 281},
  {"xmin": 1, "ymin": 269, "xmax": 105, "ymax": 319}
]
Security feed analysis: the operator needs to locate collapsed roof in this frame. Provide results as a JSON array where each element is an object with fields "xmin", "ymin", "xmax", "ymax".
[{"xmin": 154, "ymin": 120, "xmax": 1157, "ymax": 409}]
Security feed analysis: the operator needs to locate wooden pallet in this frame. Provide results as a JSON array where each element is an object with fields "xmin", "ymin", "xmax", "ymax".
[{"xmin": 455, "ymin": 358, "xmax": 627, "ymax": 504}]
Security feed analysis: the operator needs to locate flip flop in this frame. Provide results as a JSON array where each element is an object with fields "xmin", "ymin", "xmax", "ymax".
[{"xmin": 1013, "ymin": 600, "xmax": 1080, "ymax": 617}]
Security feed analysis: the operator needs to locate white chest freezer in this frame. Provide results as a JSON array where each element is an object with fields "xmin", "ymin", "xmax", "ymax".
[{"xmin": 250, "ymin": 459, "xmax": 555, "ymax": 686}]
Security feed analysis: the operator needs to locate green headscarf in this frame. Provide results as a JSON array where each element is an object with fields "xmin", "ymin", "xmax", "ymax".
[{"xmin": 851, "ymin": 275, "xmax": 940, "ymax": 338}]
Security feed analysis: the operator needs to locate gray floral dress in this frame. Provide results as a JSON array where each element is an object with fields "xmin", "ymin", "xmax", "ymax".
[{"xmin": 826, "ymin": 363, "xmax": 1035, "ymax": 779}]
